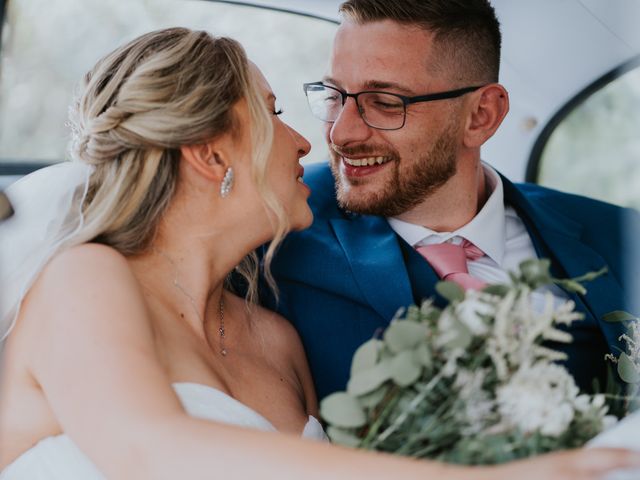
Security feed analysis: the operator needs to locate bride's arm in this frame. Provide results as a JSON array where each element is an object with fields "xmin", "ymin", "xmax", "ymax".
[{"xmin": 19, "ymin": 244, "xmax": 638, "ymax": 480}]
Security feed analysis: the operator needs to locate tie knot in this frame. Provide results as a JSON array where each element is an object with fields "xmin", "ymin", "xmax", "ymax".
[
  {"xmin": 415, "ymin": 239, "xmax": 486, "ymax": 291},
  {"xmin": 460, "ymin": 239, "xmax": 484, "ymax": 261}
]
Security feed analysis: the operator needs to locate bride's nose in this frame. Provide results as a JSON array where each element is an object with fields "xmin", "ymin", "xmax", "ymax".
[{"xmin": 289, "ymin": 125, "xmax": 311, "ymax": 159}]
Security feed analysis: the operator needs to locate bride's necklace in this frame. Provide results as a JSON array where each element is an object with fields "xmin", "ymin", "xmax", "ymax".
[{"xmin": 155, "ymin": 249, "xmax": 227, "ymax": 357}]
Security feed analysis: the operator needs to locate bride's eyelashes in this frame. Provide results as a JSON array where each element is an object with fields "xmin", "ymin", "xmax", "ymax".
[{"xmin": 273, "ymin": 107, "xmax": 284, "ymax": 116}]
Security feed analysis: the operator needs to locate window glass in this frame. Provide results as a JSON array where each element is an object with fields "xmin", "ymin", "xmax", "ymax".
[
  {"xmin": 0, "ymin": 0, "xmax": 337, "ymax": 165},
  {"xmin": 536, "ymin": 66, "xmax": 640, "ymax": 209}
]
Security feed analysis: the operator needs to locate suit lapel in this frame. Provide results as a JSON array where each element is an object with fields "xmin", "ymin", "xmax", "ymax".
[
  {"xmin": 502, "ymin": 176, "xmax": 625, "ymax": 335},
  {"xmin": 396, "ymin": 236, "xmax": 444, "ymax": 307},
  {"xmin": 329, "ymin": 214, "xmax": 414, "ymax": 323}
]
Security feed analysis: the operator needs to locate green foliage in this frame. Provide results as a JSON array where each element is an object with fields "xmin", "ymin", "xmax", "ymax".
[
  {"xmin": 435, "ymin": 281, "xmax": 464, "ymax": 303},
  {"xmin": 320, "ymin": 259, "xmax": 636, "ymax": 465},
  {"xmin": 603, "ymin": 311, "xmax": 638, "ymax": 323},
  {"xmin": 618, "ymin": 353, "xmax": 640, "ymax": 383},
  {"xmin": 320, "ymin": 392, "xmax": 366, "ymax": 428},
  {"xmin": 383, "ymin": 321, "xmax": 428, "ymax": 354}
]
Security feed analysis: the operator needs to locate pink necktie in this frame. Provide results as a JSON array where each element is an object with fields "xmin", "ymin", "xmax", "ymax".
[{"xmin": 416, "ymin": 239, "xmax": 487, "ymax": 291}]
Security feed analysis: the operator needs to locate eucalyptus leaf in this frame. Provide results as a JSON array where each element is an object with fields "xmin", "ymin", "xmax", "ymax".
[
  {"xmin": 347, "ymin": 359, "xmax": 393, "ymax": 396},
  {"xmin": 320, "ymin": 392, "xmax": 367, "ymax": 428},
  {"xmin": 603, "ymin": 311, "xmax": 637, "ymax": 323},
  {"xmin": 574, "ymin": 266, "xmax": 608, "ymax": 282},
  {"xmin": 351, "ymin": 339, "xmax": 382, "ymax": 376},
  {"xmin": 357, "ymin": 385, "xmax": 389, "ymax": 409},
  {"xmin": 520, "ymin": 258, "xmax": 552, "ymax": 288},
  {"xmin": 617, "ymin": 353, "xmax": 640, "ymax": 384},
  {"xmin": 390, "ymin": 350, "xmax": 422, "ymax": 387},
  {"xmin": 413, "ymin": 343, "xmax": 433, "ymax": 369},
  {"xmin": 383, "ymin": 321, "xmax": 428, "ymax": 353},
  {"xmin": 442, "ymin": 318, "xmax": 472, "ymax": 351},
  {"xmin": 482, "ymin": 284, "xmax": 510, "ymax": 297},
  {"xmin": 555, "ymin": 279, "xmax": 587, "ymax": 295},
  {"xmin": 326, "ymin": 426, "xmax": 362, "ymax": 447},
  {"xmin": 435, "ymin": 281, "xmax": 465, "ymax": 303}
]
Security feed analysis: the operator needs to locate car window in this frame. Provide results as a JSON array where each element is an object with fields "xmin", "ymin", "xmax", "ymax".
[
  {"xmin": 0, "ymin": 0, "xmax": 337, "ymax": 169},
  {"xmin": 532, "ymin": 64, "xmax": 640, "ymax": 210}
]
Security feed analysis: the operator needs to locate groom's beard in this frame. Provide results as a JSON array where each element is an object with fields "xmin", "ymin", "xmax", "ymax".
[{"xmin": 329, "ymin": 124, "xmax": 458, "ymax": 218}]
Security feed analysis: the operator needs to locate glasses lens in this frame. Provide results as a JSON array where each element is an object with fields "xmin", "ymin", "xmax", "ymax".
[
  {"xmin": 305, "ymin": 84, "xmax": 342, "ymax": 122},
  {"xmin": 359, "ymin": 92, "xmax": 405, "ymax": 129},
  {"xmin": 304, "ymin": 85, "xmax": 407, "ymax": 130}
]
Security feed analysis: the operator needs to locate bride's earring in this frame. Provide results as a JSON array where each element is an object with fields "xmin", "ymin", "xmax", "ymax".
[{"xmin": 220, "ymin": 167, "xmax": 234, "ymax": 198}]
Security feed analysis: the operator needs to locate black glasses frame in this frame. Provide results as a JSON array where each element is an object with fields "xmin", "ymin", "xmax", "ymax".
[{"xmin": 303, "ymin": 82, "xmax": 485, "ymax": 130}]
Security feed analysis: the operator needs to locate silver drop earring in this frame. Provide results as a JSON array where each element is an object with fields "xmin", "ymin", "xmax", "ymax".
[{"xmin": 220, "ymin": 167, "xmax": 234, "ymax": 198}]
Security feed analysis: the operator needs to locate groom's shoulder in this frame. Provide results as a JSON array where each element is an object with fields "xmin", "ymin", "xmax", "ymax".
[{"xmin": 513, "ymin": 181, "xmax": 638, "ymax": 223}]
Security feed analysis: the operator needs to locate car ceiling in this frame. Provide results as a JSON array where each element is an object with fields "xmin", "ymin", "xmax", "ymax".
[{"xmin": 211, "ymin": 0, "xmax": 640, "ymax": 181}]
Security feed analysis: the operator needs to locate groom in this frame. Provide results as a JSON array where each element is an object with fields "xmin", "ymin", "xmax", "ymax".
[{"xmin": 263, "ymin": 0, "xmax": 640, "ymax": 400}]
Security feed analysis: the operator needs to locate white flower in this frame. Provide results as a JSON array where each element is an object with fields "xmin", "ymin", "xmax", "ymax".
[
  {"xmin": 497, "ymin": 362, "xmax": 580, "ymax": 437},
  {"xmin": 574, "ymin": 394, "xmax": 592, "ymax": 412},
  {"xmin": 441, "ymin": 351, "xmax": 463, "ymax": 377},
  {"xmin": 553, "ymin": 298, "xmax": 583, "ymax": 326},
  {"xmin": 592, "ymin": 394, "xmax": 606, "ymax": 409},
  {"xmin": 454, "ymin": 369, "xmax": 496, "ymax": 435},
  {"xmin": 435, "ymin": 310, "xmax": 457, "ymax": 347},
  {"xmin": 619, "ymin": 321, "xmax": 640, "ymax": 363},
  {"xmin": 454, "ymin": 293, "xmax": 494, "ymax": 336}
]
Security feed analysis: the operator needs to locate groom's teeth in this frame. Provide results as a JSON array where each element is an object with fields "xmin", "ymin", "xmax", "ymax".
[{"xmin": 344, "ymin": 156, "xmax": 389, "ymax": 167}]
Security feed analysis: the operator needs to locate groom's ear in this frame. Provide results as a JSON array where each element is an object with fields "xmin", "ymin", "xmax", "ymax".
[{"xmin": 180, "ymin": 140, "xmax": 230, "ymax": 182}]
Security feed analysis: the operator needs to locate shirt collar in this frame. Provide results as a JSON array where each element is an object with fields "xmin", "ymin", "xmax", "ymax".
[{"xmin": 387, "ymin": 163, "xmax": 507, "ymax": 265}]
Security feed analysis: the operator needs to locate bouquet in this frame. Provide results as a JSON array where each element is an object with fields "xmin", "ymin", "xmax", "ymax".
[{"xmin": 320, "ymin": 259, "xmax": 638, "ymax": 464}]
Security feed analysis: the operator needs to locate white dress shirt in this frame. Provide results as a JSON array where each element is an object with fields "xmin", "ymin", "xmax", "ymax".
[{"xmin": 388, "ymin": 164, "xmax": 568, "ymax": 305}]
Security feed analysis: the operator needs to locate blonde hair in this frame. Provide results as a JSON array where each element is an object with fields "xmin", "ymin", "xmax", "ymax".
[{"xmin": 67, "ymin": 27, "xmax": 287, "ymax": 302}]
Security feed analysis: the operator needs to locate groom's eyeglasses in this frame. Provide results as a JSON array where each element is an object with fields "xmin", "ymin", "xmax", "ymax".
[{"xmin": 302, "ymin": 82, "xmax": 484, "ymax": 131}]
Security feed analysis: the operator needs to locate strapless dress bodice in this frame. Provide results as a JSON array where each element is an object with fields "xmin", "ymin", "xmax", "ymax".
[{"xmin": 0, "ymin": 383, "xmax": 327, "ymax": 479}]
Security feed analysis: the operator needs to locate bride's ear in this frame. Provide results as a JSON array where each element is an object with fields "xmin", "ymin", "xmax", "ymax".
[{"xmin": 180, "ymin": 141, "xmax": 230, "ymax": 182}]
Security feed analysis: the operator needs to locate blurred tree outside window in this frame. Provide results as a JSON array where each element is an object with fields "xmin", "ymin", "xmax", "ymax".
[
  {"xmin": 0, "ymin": 0, "xmax": 337, "ymax": 165},
  {"xmin": 537, "ymin": 65, "xmax": 640, "ymax": 210}
]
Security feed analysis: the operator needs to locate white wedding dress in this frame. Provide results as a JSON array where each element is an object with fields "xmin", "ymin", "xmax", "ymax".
[{"xmin": 0, "ymin": 383, "xmax": 327, "ymax": 479}]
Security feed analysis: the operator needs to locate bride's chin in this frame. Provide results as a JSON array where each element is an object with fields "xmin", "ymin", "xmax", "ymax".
[{"xmin": 290, "ymin": 208, "xmax": 313, "ymax": 232}]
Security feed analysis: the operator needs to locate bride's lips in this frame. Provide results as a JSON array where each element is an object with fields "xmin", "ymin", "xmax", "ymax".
[
  {"xmin": 296, "ymin": 165, "xmax": 311, "ymax": 195},
  {"xmin": 340, "ymin": 155, "xmax": 393, "ymax": 177}
]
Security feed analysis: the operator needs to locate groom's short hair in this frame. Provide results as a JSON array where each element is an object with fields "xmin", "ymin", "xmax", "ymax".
[{"xmin": 338, "ymin": 0, "xmax": 502, "ymax": 84}]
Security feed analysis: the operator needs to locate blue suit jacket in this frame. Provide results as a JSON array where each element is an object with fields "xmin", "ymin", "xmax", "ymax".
[{"xmin": 264, "ymin": 163, "xmax": 640, "ymax": 400}]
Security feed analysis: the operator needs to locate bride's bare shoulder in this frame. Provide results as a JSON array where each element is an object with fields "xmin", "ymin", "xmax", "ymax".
[
  {"xmin": 10, "ymin": 242, "xmax": 157, "ymax": 387},
  {"xmin": 21, "ymin": 242, "xmax": 146, "ymax": 328},
  {"xmin": 29, "ymin": 242, "xmax": 142, "ymax": 299},
  {"xmin": 44, "ymin": 242, "xmax": 131, "ymax": 278},
  {"xmin": 250, "ymin": 302, "xmax": 302, "ymax": 349},
  {"xmin": 249, "ymin": 301, "xmax": 318, "ymax": 412}
]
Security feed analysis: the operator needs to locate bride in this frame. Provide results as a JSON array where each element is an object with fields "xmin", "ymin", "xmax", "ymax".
[{"xmin": 0, "ymin": 27, "xmax": 636, "ymax": 479}]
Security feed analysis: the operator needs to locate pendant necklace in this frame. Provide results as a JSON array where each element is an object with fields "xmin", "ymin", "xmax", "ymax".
[{"xmin": 155, "ymin": 249, "xmax": 227, "ymax": 357}]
